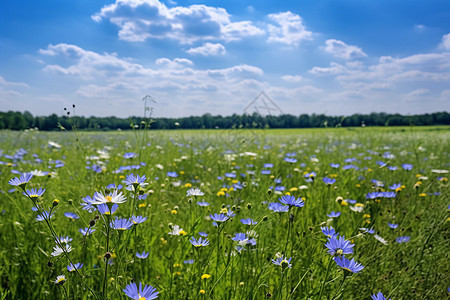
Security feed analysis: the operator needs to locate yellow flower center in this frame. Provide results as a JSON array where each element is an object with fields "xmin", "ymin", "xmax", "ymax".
[
  {"xmin": 138, "ymin": 296, "xmax": 146, "ymax": 300},
  {"xmin": 105, "ymin": 196, "xmax": 112, "ymax": 202}
]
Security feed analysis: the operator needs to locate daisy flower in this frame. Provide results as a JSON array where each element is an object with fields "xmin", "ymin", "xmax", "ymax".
[
  {"xmin": 278, "ymin": 195, "xmax": 304, "ymax": 208},
  {"xmin": 110, "ymin": 218, "xmax": 134, "ymax": 230},
  {"xmin": 187, "ymin": 188, "xmax": 204, "ymax": 197},
  {"xmin": 123, "ymin": 282, "xmax": 158, "ymax": 300},
  {"xmin": 91, "ymin": 190, "xmax": 126, "ymax": 205},
  {"xmin": 371, "ymin": 291, "xmax": 391, "ymax": 300},
  {"xmin": 8, "ymin": 173, "xmax": 33, "ymax": 188},
  {"xmin": 334, "ymin": 256, "xmax": 364, "ymax": 273},
  {"xmin": 67, "ymin": 263, "xmax": 83, "ymax": 272},
  {"xmin": 190, "ymin": 237, "xmax": 210, "ymax": 247},
  {"xmin": 54, "ymin": 275, "xmax": 66, "ymax": 285},
  {"xmin": 272, "ymin": 256, "xmax": 292, "ymax": 269},
  {"xmin": 51, "ymin": 244, "xmax": 73, "ymax": 257},
  {"xmin": 136, "ymin": 251, "xmax": 149, "ymax": 259},
  {"xmin": 325, "ymin": 236, "xmax": 354, "ymax": 256}
]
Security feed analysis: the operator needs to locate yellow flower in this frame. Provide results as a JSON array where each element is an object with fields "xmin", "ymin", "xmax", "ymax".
[
  {"xmin": 285, "ymin": 192, "xmax": 290, "ymax": 196},
  {"xmin": 201, "ymin": 274, "xmax": 212, "ymax": 279},
  {"xmin": 184, "ymin": 183, "xmax": 192, "ymax": 188},
  {"xmin": 355, "ymin": 184, "xmax": 361, "ymax": 188},
  {"xmin": 355, "ymin": 203, "xmax": 365, "ymax": 207},
  {"xmin": 179, "ymin": 230, "xmax": 187, "ymax": 236},
  {"xmin": 171, "ymin": 210, "xmax": 178, "ymax": 215},
  {"xmin": 217, "ymin": 191, "xmax": 225, "ymax": 197},
  {"xmin": 440, "ymin": 177, "xmax": 448, "ymax": 182},
  {"xmin": 228, "ymin": 187, "xmax": 234, "ymax": 192},
  {"xmin": 231, "ymin": 179, "xmax": 238, "ymax": 184},
  {"xmin": 180, "ymin": 171, "xmax": 185, "ymax": 175},
  {"xmin": 173, "ymin": 263, "xmax": 181, "ymax": 268},
  {"xmin": 363, "ymin": 214, "xmax": 371, "ymax": 218},
  {"xmin": 119, "ymin": 175, "xmax": 125, "ymax": 179},
  {"xmin": 138, "ymin": 203, "xmax": 147, "ymax": 208},
  {"xmin": 367, "ymin": 168, "xmax": 373, "ymax": 172},
  {"xmin": 161, "ymin": 238, "xmax": 167, "ymax": 245},
  {"xmin": 199, "ymin": 290, "xmax": 205, "ymax": 294},
  {"xmin": 220, "ymin": 208, "xmax": 228, "ymax": 214},
  {"xmin": 173, "ymin": 271, "xmax": 181, "ymax": 276},
  {"xmin": 289, "ymin": 187, "xmax": 298, "ymax": 192},
  {"xmin": 416, "ymin": 174, "xmax": 422, "ymax": 178},
  {"xmin": 418, "ymin": 193, "xmax": 426, "ymax": 197}
]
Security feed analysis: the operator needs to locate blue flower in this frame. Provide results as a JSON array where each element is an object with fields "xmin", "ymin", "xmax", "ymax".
[
  {"xmin": 98, "ymin": 203, "xmax": 119, "ymax": 215},
  {"xmin": 36, "ymin": 211, "xmax": 53, "ymax": 221},
  {"xmin": 261, "ymin": 170, "xmax": 271, "ymax": 175},
  {"xmin": 23, "ymin": 188, "xmax": 45, "ymax": 199},
  {"xmin": 263, "ymin": 163, "xmax": 273, "ymax": 168},
  {"xmin": 334, "ymin": 256, "xmax": 364, "ymax": 273},
  {"xmin": 123, "ymin": 282, "xmax": 158, "ymax": 300},
  {"xmin": 190, "ymin": 236, "xmax": 210, "ymax": 247},
  {"xmin": 184, "ymin": 259, "xmax": 194, "ymax": 264},
  {"xmin": 79, "ymin": 227, "xmax": 95, "ymax": 236},
  {"xmin": 67, "ymin": 263, "xmax": 83, "ymax": 272},
  {"xmin": 401, "ymin": 163, "xmax": 413, "ymax": 171},
  {"xmin": 131, "ymin": 215, "xmax": 147, "ymax": 225},
  {"xmin": 8, "ymin": 173, "xmax": 33, "ymax": 188},
  {"xmin": 284, "ymin": 157, "xmax": 297, "ymax": 163},
  {"xmin": 325, "ymin": 236, "xmax": 354, "ymax": 256},
  {"xmin": 123, "ymin": 152, "xmax": 136, "ymax": 159},
  {"xmin": 268, "ymin": 202, "xmax": 289, "ymax": 212},
  {"xmin": 167, "ymin": 171, "xmax": 178, "ymax": 178},
  {"xmin": 110, "ymin": 218, "xmax": 134, "ymax": 230},
  {"xmin": 323, "ymin": 177, "xmax": 336, "ymax": 185},
  {"xmin": 231, "ymin": 233, "xmax": 256, "ymax": 247},
  {"xmin": 321, "ymin": 226, "xmax": 337, "ymax": 238},
  {"xmin": 197, "ymin": 201, "xmax": 210, "ymax": 207},
  {"xmin": 124, "ymin": 174, "xmax": 148, "ymax": 190},
  {"xmin": 136, "ymin": 251, "xmax": 149, "ymax": 259},
  {"xmin": 56, "ymin": 236, "xmax": 73, "ymax": 244},
  {"xmin": 64, "ymin": 212, "xmax": 79, "ymax": 220},
  {"xmin": 371, "ymin": 291, "xmax": 391, "ymax": 300},
  {"xmin": 388, "ymin": 223, "xmax": 398, "ymax": 229},
  {"xmin": 330, "ymin": 163, "xmax": 340, "ymax": 168},
  {"xmin": 396, "ymin": 236, "xmax": 410, "ymax": 243},
  {"xmin": 106, "ymin": 183, "xmax": 123, "ymax": 190},
  {"xmin": 240, "ymin": 218, "xmax": 257, "ymax": 225},
  {"xmin": 81, "ymin": 195, "xmax": 96, "ymax": 212},
  {"xmin": 327, "ymin": 211, "xmax": 341, "ymax": 218},
  {"xmin": 210, "ymin": 213, "xmax": 230, "ymax": 223},
  {"xmin": 389, "ymin": 183, "xmax": 402, "ymax": 190},
  {"xmin": 272, "ymin": 256, "xmax": 292, "ymax": 269},
  {"xmin": 279, "ymin": 195, "xmax": 304, "ymax": 208}
]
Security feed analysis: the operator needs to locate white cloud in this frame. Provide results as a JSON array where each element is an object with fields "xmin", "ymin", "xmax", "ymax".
[
  {"xmin": 186, "ymin": 43, "xmax": 226, "ymax": 56},
  {"xmin": 414, "ymin": 24, "xmax": 426, "ymax": 32},
  {"xmin": 281, "ymin": 75, "xmax": 303, "ymax": 82},
  {"xmin": 38, "ymin": 43, "xmax": 266, "ymax": 117},
  {"xmin": 439, "ymin": 33, "xmax": 450, "ymax": 51},
  {"xmin": 92, "ymin": 0, "xmax": 264, "ymax": 43},
  {"xmin": 324, "ymin": 39, "xmax": 367, "ymax": 60},
  {"xmin": 405, "ymin": 88, "xmax": 430, "ymax": 101},
  {"xmin": 267, "ymin": 11, "xmax": 312, "ymax": 46}
]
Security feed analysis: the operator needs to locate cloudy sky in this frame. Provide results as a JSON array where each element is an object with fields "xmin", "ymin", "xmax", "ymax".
[{"xmin": 1, "ymin": 0, "xmax": 450, "ymax": 118}]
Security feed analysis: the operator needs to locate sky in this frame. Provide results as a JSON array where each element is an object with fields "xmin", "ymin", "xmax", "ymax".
[{"xmin": 1, "ymin": 0, "xmax": 450, "ymax": 118}]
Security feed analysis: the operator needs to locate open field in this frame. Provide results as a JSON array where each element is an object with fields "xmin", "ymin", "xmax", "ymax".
[{"xmin": 0, "ymin": 126, "xmax": 449, "ymax": 299}]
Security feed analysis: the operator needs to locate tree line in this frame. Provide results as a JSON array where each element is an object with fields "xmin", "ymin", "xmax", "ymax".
[{"xmin": 0, "ymin": 111, "xmax": 449, "ymax": 131}]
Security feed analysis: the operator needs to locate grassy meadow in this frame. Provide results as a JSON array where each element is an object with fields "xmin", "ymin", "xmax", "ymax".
[{"xmin": 0, "ymin": 126, "xmax": 449, "ymax": 299}]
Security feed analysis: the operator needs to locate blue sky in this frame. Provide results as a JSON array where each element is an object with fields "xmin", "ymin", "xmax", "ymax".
[{"xmin": 1, "ymin": 0, "xmax": 450, "ymax": 118}]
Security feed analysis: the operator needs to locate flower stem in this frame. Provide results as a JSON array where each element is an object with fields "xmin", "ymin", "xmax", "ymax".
[{"xmin": 318, "ymin": 257, "xmax": 333, "ymax": 299}]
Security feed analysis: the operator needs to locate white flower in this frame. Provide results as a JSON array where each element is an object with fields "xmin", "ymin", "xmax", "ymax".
[
  {"xmin": 349, "ymin": 205, "xmax": 364, "ymax": 213},
  {"xmin": 187, "ymin": 188, "xmax": 204, "ymax": 197},
  {"xmin": 431, "ymin": 169, "xmax": 448, "ymax": 174},
  {"xmin": 29, "ymin": 170, "xmax": 49, "ymax": 177},
  {"xmin": 54, "ymin": 275, "xmax": 66, "ymax": 285},
  {"xmin": 48, "ymin": 141, "xmax": 62, "ymax": 148},
  {"xmin": 51, "ymin": 244, "xmax": 73, "ymax": 257},
  {"xmin": 374, "ymin": 234, "xmax": 388, "ymax": 245},
  {"xmin": 91, "ymin": 190, "xmax": 126, "ymax": 205},
  {"xmin": 168, "ymin": 225, "xmax": 184, "ymax": 236}
]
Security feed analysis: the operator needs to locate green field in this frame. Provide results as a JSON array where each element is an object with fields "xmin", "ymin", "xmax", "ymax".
[{"xmin": 0, "ymin": 126, "xmax": 449, "ymax": 299}]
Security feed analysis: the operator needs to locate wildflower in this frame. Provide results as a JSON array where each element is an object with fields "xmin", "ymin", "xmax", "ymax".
[
  {"xmin": 167, "ymin": 171, "xmax": 178, "ymax": 178},
  {"xmin": 187, "ymin": 188, "xmax": 204, "ymax": 197},
  {"xmin": 389, "ymin": 183, "xmax": 402, "ymax": 192},
  {"xmin": 8, "ymin": 173, "xmax": 33, "ymax": 188},
  {"xmin": 67, "ymin": 263, "xmax": 83, "ymax": 272},
  {"xmin": 36, "ymin": 211, "xmax": 53, "ymax": 221},
  {"xmin": 199, "ymin": 290, "xmax": 205, "ymax": 294},
  {"xmin": 98, "ymin": 203, "xmax": 119, "ymax": 215},
  {"xmin": 371, "ymin": 291, "xmax": 391, "ymax": 300},
  {"xmin": 54, "ymin": 275, "xmax": 66, "ymax": 285},
  {"xmin": 56, "ymin": 236, "xmax": 73, "ymax": 244},
  {"xmin": 330, "ymin": 163, "xmax": 340, "ymax": 168},
  {"xmin": 321, "ymin": 226, "xmax": 337, "ymax": 238},
  {"xmin": 396, "ymin": 236, "xmax": 411, "ymax": 243},
  {"xmin": 168, "ymin": 225, "xmax": 185, "ymax": 236},
  {"xmin": 325, "ymin": 236, "xmax": 354, "ymax": 256},
  {"xmin": 201, "ymin": 274, "xmax": 212, "ymax": 279},
  {"xmin": 334, "ymin": 256, "xmax": 364, "ymax": 273},
  {"xmin": 124, "ymin": 174, "xmax": 148, "ymax": 191},
  {"xmin": 190, "ymin": 236, "xmax": 210, "ymax": 247},
  {"xmin": 327, "ymin": 211, "xmax": 341, "ymax": 218},
  {"xmin": 64, "ymin": 212, "xmax": 79, "ymax": 220},
  {"xmin": 231, "ymin": 233, "xmax": 257, "ymax": 248},
  {"xmin": 240, "ymin": 218, "xmax": 257, "ymax": 225},
  {"xmin": 278, "ymin": 195, "xmax": 304, "ymax": 207},
  {"xmin": 388, "ymin": 223, "xmax": 398, "ymax": 229},
  {"xmin": 92, "ymin": 190, "xmax": 126, "ymax": 205},
  {"xmin": 322, "ymin": 177, "xmax": 336, "ymax": 185},
  {"xmin": 51, "ymin": 244, "xmax": 73, "ymax": 257},
  {"xmin": 81, "ymin": 195, "xmax": 96, "ymax": 212},
  {"xmin": 123, "ymin": 152, "xmax": 136, "ymax": 159},
  {"xmin": 197, "ymin": 201, "xmax": 210, "ymax": 207},
  {"xmin": 268, "ymin": 202, "xmax": 289, "ymax": 212},
  {"xmin": 401, "ymin": 163, "xmax": 413, "ymax": 171},
  {"xmin": 23, "ymin": 188, "xmax": 45, "ymax": 200},
  {"xmin": 110, "ymin": 218, "xmax": 134, "ymax": 230},
  {"xmin": 210, "ymin": 213, "xmax": 230, "ymax": 224},
  {"xmin": 123, "ymin": 282, "xmax": 159, "ymax": 300},
  {"xmin": 272, "ymin": 256, "xmax": 292, "ymax": 269},
  {"xmin": 184, "ymin": 259, "xmax": 194, "ymax": 264},
  {"xmin": 136, "ymin": 251, "xmax": 149, "ymax": 259},
  {"xmin": 198, "ymin": 232, "xmax": 208, "ymax": 237},
  {"xmin": 374, "ymin": 234, "xmax": 388, "ymax": 245},
  {"xmin": 79, "ymin": 227, "xmax": 95, "ymax": 236}
]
